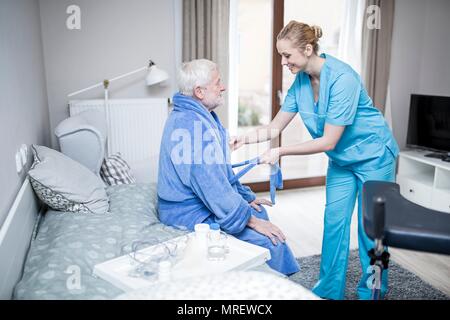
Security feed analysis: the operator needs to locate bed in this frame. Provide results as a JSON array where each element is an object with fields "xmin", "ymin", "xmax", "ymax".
[
  {"xmin": 0, "ymin": 110, "xmax": 317, "ymax": 300},
  {"xmin": 11, "ymin": 181, "xmax": 318, "ymax": 300},
  {"xmin": 13, "ymin": 183, "xmax": 188, "ymax": 299}
]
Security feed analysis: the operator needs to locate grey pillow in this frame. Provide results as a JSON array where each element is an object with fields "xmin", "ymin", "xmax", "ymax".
[{"xmin": 28, "ymin": 145, "xmax": 109, "ymax": 214}]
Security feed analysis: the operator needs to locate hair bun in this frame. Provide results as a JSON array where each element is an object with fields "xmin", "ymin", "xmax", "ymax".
[{"xmin": 311, "ymin": 25, "xmax": 323, "ymax": 39}]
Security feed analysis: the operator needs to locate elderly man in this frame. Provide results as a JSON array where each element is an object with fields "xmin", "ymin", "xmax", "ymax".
[{"xmin": 157, "ymin": 59, "xmax": 299, "ymax": 275}]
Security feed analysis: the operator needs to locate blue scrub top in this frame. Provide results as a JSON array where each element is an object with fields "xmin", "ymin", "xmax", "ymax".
[{"xmin": 281, "ymin": 53, "xmax": 399, "ymax": 170}]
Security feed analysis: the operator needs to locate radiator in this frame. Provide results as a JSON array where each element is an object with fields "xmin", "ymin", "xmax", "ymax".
[{"xmin": 69, "ymin": 98, "xmax": 169, "ymax": 183}]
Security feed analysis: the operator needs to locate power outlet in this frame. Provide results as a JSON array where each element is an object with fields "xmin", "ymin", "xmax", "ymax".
[
  {"xmin": 15, "ymin": 144, "xmax": 28, "ymax": 174},
  {"xmin": 20, "ymin": 144, "xmax": 28, "ymax": 166},
  {"xmin": 15, "ymin": 151, "xmax": 22, "ymax": 173}
]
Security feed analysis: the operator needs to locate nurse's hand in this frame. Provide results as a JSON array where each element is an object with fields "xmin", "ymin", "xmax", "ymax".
[
  {"xmin": 259, "ymin": 148, "xmax": 280, "ymax": 165},
  {"xmin": 229, "ymin": 135, "xmax": 245, "ymax": 151},
  {"xmin": 247, "ymin": 216, "xmax": 286, "ymax": 245},
  {"xmin": 249, "ymin": 198, "xmax": 273, "ymax": 212}
]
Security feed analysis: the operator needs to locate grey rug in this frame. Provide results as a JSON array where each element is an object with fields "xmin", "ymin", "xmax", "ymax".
[{"xmin": 289, "ymin": 250, "xmax": 449, "ymax": 300}]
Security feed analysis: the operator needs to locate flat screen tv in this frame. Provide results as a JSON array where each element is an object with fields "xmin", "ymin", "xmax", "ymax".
[{"xmin": 406, "ymin": 94, "xmax": 450, "ymax": 154}]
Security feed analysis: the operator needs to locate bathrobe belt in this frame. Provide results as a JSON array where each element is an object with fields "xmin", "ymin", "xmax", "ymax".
[{"xmin": 230, "ymin": 157, "xmax": 283, "ymax": 204}]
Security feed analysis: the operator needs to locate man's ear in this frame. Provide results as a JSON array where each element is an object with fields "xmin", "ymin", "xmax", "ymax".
[{"xmin": 193, "ymin": 86, "xmax": 204, "ymax": 100}]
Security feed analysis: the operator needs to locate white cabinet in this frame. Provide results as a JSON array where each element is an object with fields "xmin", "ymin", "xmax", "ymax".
[{"xmin": 397, "ymin": 150, "xmax": 450, "ymax": 213}]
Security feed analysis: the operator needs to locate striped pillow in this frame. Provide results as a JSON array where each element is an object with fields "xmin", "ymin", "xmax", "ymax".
[{"xmin": 100, "ymin": 153, "xmax": 136, "ymax": 186}]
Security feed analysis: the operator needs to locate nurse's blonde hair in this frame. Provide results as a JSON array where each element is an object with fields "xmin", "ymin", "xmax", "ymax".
[{"xmin": 277, "ymin": 20, "xmax": 322, "ymax": 54}]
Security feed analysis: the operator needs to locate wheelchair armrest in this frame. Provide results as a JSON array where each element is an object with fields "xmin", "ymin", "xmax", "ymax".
[{"xmin": 363, "ymin": 181, "xmax": 450, "ymax": 255}]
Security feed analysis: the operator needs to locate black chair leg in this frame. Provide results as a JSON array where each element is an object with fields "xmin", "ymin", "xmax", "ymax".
[{"xmin": 368, "ymin": 246, "xmax": 390, "ymax": 300}]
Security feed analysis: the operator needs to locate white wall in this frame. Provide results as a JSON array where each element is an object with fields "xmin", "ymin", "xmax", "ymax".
[
  {"xmin": 390, "ymin": 0, "xmax": 450, "ymax": 149},
  {"xmin": 0, "ymin": 0, "xmax": 51, "ymax": 228},
  {"xmin": 39, "ymin": 0, "xmax": 178, "ymax": 147}
]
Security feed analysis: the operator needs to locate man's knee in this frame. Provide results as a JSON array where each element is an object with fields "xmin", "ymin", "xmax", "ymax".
[{"xmin": 258, "ymin": 234, "xmax": 288, "ymax": 253}]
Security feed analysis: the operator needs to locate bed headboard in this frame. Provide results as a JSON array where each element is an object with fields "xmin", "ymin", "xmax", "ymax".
[{"xmin": 0, "ymin": 178, "xmax": 41, "ymax": 299}]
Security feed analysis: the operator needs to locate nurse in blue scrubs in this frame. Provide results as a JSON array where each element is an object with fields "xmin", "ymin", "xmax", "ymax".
[{"xmin": 230, "ymin": 21, "xmax": 399, "ymax": 300}]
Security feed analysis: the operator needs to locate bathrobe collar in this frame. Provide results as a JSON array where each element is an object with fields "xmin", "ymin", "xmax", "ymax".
[{"xmin": 172, "ymin": 92, "xmax": 225, "ymax": 150}]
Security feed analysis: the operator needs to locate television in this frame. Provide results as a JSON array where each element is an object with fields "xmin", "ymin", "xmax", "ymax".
[{"xmin": 406, "ymin": 94, "xmax": 450, "ymax": 155}]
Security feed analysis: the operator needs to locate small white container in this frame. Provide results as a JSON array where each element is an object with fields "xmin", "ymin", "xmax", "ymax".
[{"xmin": 194, "ymin": 223, "xmax": 210, "ymax": 251}]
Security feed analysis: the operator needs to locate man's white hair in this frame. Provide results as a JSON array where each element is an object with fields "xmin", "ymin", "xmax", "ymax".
[{"xmin": 178, "ymin": 59, "xmax": 218, "ymax": 97}]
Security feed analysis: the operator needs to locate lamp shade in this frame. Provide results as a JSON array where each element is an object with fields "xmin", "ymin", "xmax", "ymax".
[{"xmin": 146, "ymin": 64, "xmax": 169, "ymax": 86}]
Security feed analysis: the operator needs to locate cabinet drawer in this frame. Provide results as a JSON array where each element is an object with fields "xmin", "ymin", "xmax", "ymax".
[
  {"xmin": 431, "ymin": 190, "xmax": 450, "ymax": 213},
  {"xmin": 397, "ymin": 176, "xmax": 432, "ymax": 207}
]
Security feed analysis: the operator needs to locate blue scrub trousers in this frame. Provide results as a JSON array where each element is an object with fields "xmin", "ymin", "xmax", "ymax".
[{"xmin": 312, "ymin": 160, "xmax": 396, "ymax": 300}]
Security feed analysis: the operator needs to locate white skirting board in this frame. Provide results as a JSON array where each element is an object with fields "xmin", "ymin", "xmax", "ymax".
[{"xmin": 69, "ymin": 99, "xmax": 169, "ymax": 183}]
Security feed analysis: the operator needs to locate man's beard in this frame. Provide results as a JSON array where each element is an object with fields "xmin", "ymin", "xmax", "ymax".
[{"xmin": 204, "ymin": 96, "xmax": 224, "ymax": 111}]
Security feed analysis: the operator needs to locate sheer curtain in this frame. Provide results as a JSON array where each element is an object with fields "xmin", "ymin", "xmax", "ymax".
[
  {"xmin": 337, "ymin": 0, "xmax": 365, "ymax": 75},
  {"xmin": 182, "ymin": 0, "xmax": 230, "ymax": 128}
]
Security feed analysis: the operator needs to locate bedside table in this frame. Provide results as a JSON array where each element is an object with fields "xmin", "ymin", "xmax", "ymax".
[{"xmin": 93, "ymin": 232, "xmax": 271, "ymax": 292}]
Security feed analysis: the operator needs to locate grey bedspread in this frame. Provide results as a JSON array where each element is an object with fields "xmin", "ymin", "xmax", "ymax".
[{"xmin": 14, "ymin": 183, "xmax": 187, "ymax": 299}]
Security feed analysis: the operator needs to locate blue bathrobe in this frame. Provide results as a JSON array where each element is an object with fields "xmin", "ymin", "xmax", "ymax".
[{"xmin": 157, "ymin": 93, "xmax": 300, "ymax": 275}]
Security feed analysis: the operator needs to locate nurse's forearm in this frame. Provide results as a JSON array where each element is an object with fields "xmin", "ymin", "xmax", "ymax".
[
  {"xmin": 242, "ymin": 125, "xmax": 279, "ymax": 144},
  {"xmin": 279, "ymin": 137, "xmax": 335, "ymax": 156},
  {"xmin": 241, "ymin": 111, "xmax": 294, "ymax": 145}
]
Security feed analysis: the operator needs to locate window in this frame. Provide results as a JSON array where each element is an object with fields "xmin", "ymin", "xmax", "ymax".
[
  {"xmin": 281, "ymin": 0, "xmax": 345, "ymax": 180},
  {"xmin": 230, "ymin": 0, "xmax": 350, "ymax": 188}
]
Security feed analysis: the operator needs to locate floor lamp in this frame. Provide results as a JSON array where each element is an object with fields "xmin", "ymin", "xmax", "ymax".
[{"xmin": 67, "ymin": 60, "xmax": 169, "ymax": 156}]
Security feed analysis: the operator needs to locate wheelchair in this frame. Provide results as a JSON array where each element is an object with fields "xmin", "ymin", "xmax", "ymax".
[{"xmin": 362, "ymin": 181, "xmax": 450, "ymax": 300}]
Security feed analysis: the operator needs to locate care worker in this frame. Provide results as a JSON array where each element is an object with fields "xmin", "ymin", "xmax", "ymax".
[{"xmin": 230, "ymin": 21, "xmax": 399, "ymax": 300}]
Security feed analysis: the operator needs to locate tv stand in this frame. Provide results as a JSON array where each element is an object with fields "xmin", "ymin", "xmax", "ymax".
[
  {"xmin": 424, "ymin": 152, "xmax": 446, "ymax": 159},
  {"xmin": 397, "ymin": 150, "xmax": 450, "ymax": 213}
]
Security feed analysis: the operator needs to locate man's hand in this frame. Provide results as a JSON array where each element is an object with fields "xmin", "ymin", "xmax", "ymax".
[
  {"xmin": 247, "ymin": 216, "xmax": 286, "ymax": 245},
  {"xmin": 229, "ymin": 135, "xmax": 245, "ymax": 152},
  {"xmin": 249, "ymin": 198, "xmax": 273, "ymax": 212}
]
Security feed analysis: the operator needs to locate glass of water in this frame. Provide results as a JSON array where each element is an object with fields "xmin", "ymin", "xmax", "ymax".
[{"xmin": 207, "ymin": 231, "xmax": 228, "ymax": 261}]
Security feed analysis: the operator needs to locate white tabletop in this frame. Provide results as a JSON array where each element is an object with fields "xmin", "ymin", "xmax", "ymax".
[{"xmin": 94, "ymin": 232, "xmax": 271, "ymax": 292}]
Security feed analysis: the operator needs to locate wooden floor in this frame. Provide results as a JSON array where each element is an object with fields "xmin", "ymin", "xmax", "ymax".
[{"xmin": 258, "ymin": 187, "xmax": 450, "ymax": 296}]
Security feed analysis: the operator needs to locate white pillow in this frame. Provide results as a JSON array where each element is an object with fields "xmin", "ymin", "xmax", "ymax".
[{"xmin": 28, "ymin": 145, "xmax": 109, "ymax": 214}]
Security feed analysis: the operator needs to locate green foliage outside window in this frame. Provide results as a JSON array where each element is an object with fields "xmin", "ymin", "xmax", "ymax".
[{"xmin": 238, "ymin": 104, "xmax": 261, "ymax": 126}]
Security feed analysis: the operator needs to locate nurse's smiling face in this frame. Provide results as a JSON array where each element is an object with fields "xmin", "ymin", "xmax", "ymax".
[{"xmin": 277, "ymin": 39, "xmax": 312, "ymax": 74}]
